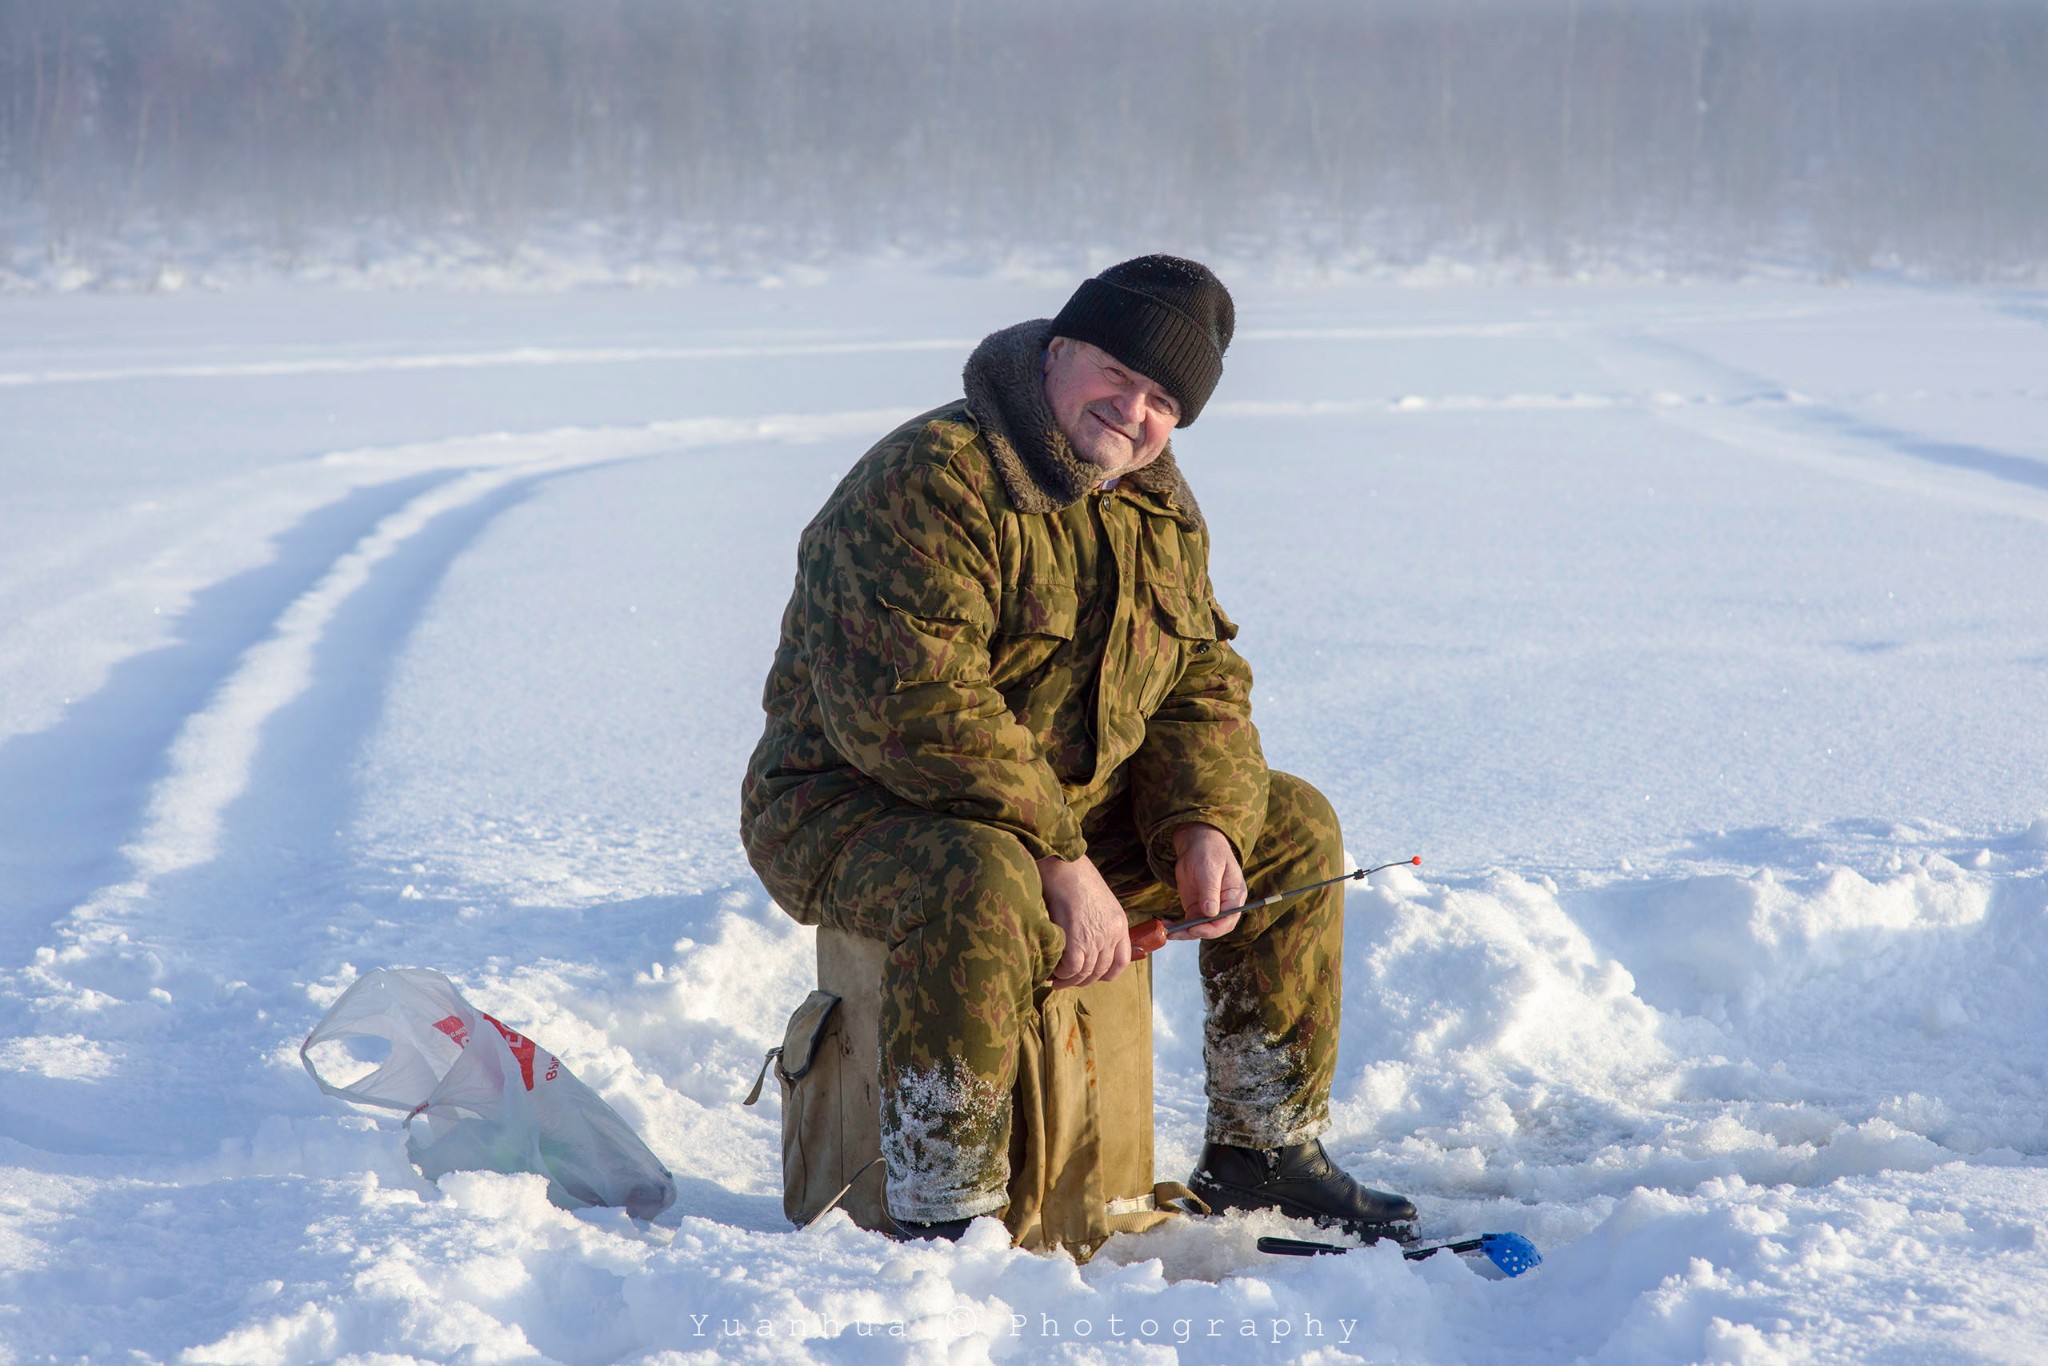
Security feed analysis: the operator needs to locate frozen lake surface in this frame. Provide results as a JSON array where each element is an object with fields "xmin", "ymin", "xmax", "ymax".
[{"xmin": 2, "ymin": 272, "xmax": 2046, "ymax": 1361}]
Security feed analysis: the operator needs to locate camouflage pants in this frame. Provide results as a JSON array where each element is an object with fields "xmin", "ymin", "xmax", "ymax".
[{"xmin": 817, "ymin": 770, "xmax": 1345, "ymax": 1223}]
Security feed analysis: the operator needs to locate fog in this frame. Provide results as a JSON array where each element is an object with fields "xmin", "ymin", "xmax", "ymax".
[{"xmin": 4, "ymin": 0, "xmax": 2045, "ymax": 281}]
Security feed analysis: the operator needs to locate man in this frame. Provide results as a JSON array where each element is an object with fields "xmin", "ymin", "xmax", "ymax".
[{"xmin": 740, "ymin": 255, "xmax": 1415, "ymax": 1241}]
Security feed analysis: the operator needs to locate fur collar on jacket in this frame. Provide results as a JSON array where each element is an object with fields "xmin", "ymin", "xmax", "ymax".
[{"xmin": 962, "ymin": 320, "xmax": 1204, "ymax": 532}]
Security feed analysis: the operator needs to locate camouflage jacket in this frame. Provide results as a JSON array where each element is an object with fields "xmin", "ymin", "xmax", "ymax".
[{"xmin": 740, "ymin": 319, "xmax": 1268, "ymax": 921}]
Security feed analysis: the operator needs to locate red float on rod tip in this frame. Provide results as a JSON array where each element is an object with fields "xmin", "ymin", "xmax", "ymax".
[{"xmin": 1128, "ymin": 853, "xmax": 1429, "ymax": 959}]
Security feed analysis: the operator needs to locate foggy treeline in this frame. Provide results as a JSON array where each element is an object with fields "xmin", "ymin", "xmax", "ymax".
[{"xmin": 4, "ymin": 0, "xmax": 2045, "ymax": 279}]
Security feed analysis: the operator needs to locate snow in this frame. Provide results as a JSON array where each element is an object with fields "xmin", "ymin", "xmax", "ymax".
[{"xmin": 2, "ymin": 269, "xmax": 2047, "ymax": 1362}]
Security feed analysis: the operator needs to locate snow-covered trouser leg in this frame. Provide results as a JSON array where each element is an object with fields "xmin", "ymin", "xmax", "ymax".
[
  {"xmin": 1193, "ymin": 772, "xmax": 1345, "ymax": 1148},
  {"xmin": 818, "ymin": 810, "xmax": 1064, "ymax": 1224},
  {"xmin": 1086, "ymin": 770, "xmax": 1345, "ymax": 1149}
]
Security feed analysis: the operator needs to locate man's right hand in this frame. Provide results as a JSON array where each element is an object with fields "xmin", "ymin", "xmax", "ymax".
[{"xmin": 1036, "ymin": 853, "xmax": 1132, "ymax": 989}]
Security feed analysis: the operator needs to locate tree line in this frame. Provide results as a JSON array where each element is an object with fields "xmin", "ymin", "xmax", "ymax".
[{"xmin": 4, "ymin": 0, "xmax": 2044, "ymax": 278}]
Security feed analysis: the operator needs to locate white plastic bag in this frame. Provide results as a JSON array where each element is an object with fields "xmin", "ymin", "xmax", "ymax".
[{"xmin": 302, "ymin": 967, "xmax": 676, "ymax": 1220}]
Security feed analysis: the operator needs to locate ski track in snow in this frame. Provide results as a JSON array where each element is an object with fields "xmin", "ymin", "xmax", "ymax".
[{"xmin": 2, "ymin": 281, "xmax": 2047, "ymax": 1362}]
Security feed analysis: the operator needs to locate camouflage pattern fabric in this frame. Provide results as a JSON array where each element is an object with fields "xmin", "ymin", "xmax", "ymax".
[
  {"xmin": 820, "ymin": 772, "xmax": 1345, "ymax": 1222},
  {"xmin": 740, "ymin": 318, "xmax": 1331, "ymax": 1223},
  {"xmin": 1091, "ymin": 773, "xmax": 1346, "ymax": 1155},
  {"xmin": 741, "ymin": 322, "xmax": 1268, "ymax": 920}
]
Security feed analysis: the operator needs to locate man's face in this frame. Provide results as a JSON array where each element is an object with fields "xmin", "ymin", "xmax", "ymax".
[{"xmin": 1042, "ymin": 337, "xmax": 1181, "ymax": 482}]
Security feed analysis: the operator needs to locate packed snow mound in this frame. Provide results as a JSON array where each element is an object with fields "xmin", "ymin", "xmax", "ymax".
[{"xmin": 79, "ymin": 857, "xmax": 2048, "ymax": 1364}]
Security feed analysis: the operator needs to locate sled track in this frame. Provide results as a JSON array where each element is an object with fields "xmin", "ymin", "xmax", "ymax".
[
  {"xmin": 0, "ymin": 471, "xmax": 458, "ymax": 963},
  {"xmin": 1573, "ymin": 328, "xmax": 2048, "ymax": 523},
  {"xmin": 0, "ymin": 407, "xmax": 905, "ymax": 1157}
]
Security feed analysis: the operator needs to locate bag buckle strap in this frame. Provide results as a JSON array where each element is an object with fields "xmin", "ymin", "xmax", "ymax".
[{"xmin": 741, "ymin": 1046, "xmax": 782, "ymax": 1106}]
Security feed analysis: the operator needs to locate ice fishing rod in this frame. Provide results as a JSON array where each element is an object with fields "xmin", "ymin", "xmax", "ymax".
[
  {"xmin": 1256, "ymin": 1232, "xmax": 1543, "ymax": 1279},
  {"xmin": 1127, "ymin": 856, "xmax": 1421, "ymax": 960}
]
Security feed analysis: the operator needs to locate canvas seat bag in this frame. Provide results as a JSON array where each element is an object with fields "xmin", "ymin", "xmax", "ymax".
[{"xmin": 748, "ymin": 926, "xmax": 1201, "ymax": 1260}]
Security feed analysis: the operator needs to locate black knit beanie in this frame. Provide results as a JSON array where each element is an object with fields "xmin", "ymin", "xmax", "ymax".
[{"xmin": 1048, "ymin": 254, "xmax": 1234, "ymax": 425}]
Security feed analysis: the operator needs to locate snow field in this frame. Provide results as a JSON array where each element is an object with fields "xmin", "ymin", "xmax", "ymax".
[{"xmin": 1, "ymin": 274, "xmax": 2046, "ymax": 1361}]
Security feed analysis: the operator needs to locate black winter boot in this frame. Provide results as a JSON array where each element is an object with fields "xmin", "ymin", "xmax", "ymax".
[
  {"xmin": 1191, "ymin": 1139, "xmax": 1418, "ymax": 1242},
  {"xmin": 889, "ymin": 1216, "xmax": 974, "ymax": 1242}
]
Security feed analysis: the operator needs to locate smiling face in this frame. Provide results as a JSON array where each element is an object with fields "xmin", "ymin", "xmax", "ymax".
[{"xmin": 1041, "ymin": 336, "xmax": 1181, "ymax": 482}]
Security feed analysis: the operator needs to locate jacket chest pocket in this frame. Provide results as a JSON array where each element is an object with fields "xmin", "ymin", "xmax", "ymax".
[
  {"xmin": 991, "ymin": 582, "xmax": 1079, "ymax": 689},
  {"xmin": 1134, "ymin": 583, "xmax": 1220, "ymax": 715}
]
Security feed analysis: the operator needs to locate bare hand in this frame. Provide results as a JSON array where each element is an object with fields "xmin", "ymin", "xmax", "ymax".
[
  {"xmin": 1167, "ymin": 824, "xmax": 1247, "ymax": 941},
  {"xmin": 1036, "ymin": 853, "xmax": 1132, "ymax": 988}
]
